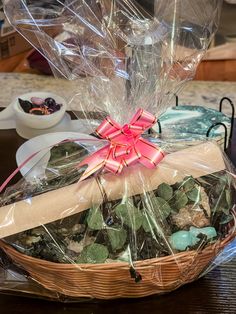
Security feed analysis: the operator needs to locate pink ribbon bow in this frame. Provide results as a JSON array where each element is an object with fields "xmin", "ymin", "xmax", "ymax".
[{"xmin": 79, "ymin": 109, "xmax": 165, "ymax": 181}]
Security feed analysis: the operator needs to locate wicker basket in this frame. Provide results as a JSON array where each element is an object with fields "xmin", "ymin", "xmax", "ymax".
[{"xmin": 0, "ymin": 233, "xmax": 234, "ymax": 299}]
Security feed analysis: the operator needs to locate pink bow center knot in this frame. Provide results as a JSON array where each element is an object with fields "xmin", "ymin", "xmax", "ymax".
[
  {"xmin": 78, "ymin": 109, "xmax": 165, "ymax": 181},
  {"xmin": 122, "ymin": 124, "xmax": 133, "ymax": 137}
]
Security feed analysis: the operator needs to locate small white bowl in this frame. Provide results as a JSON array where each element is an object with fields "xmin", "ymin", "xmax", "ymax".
[{"xmin": 12, "ymin": 92, "xmax": 67, "ymax": 129}]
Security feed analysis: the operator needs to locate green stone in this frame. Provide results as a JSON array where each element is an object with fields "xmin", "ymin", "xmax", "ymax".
[
  {"xmin": 115, "ymin": 203, "xmax": 143, "ymax": 231},
  {"xmin": 87, "ymin": 205, "xmax": 104, "ymax": 230},
  {"xmin": 157, "ymin": 183, "xmax": 173, "ymax": 201},
  {"xmin": 189, "ymin": 226, "xmax": 217, "ymax": 240},
  {"xmin": 77, "ymin": 243, "xmax": 109, "ymax": 264},
  {"xmin": 107, "ymin": 228, "xmax": 127, "ymax": 251},
  {"xmin": 170, "ymin": 231, "xmax": 198, "ymax": 251}
]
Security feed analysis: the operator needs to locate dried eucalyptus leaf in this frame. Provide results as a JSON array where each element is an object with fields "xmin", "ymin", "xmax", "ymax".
[
  {"xmin": 187, "ymin": 186, "xmax": 202, "ymax": 203},
  {"xmin": 225, "ymin": 189, "xmax": 232, "ymax": 208},
  {"xmin": 182, "ymin": 176, "xmax": 195, "ymax": 192},
  {"xmin": 87, "ymin": 206, "xmax": 104, "ymax": 230},
  {"xmin": 107, "ymin": 228, "xmax": 127, "ymax": 251},
  {"xmin": 219, "ymin": 175, "xmax": 229, "ymax": 185},
  {"xmin": 172, "ymin": 191, "xmax": 188, "ymax": 210},
  {"xmin": 157, "ymin": 183, "xmax": 173, "ymax": 201},
  {"xmin": 220, "ymin": 214, "xmax": 234, "ymax": 225},
  {"xmin": 115, "ymin": 203, "xmax": 143, "ymax": 231},
  {"xmin": 222, "ymin": 207, "xmax": 230, "ymax": 215},
  {"xmin": 172, "ymin": 182, "xmax": 183, "ymax": 190},
  {"xmin": 77, "ymin": 243, "xmax": 109, "ymax": 264},
  {"xmin": 31, "ymin": 241, "xmax": 67, "ymax": 263},
  {"xmin": 47, "ymin": 142, "xmax": 87, "ymax": 179},
  {"xmin": 142, "ymin": 212, "xmax": 156, "ymax": 233},
  {"xmin": 213, "ymin": 189, "xmax": 228, "ymax": 214},
  {"xmin": 173, "ymin": 176, "xmax": 195, "ymax": 192},
  {"xmin": 49, "ymin": 142, "xmax": 87, "ymax": 164},
  {"xmin": 152, "ymin": 197, "xmax": 172, "ymax": 219},
  {"xmin": 214, "ymin": 183, "xmax": 224, "ymax": 196}
]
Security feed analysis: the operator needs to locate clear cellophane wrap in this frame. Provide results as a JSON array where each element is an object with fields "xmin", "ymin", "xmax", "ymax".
[{"xmin": 1, "ymin": 0, "xmax": 235, "ymax": 302}]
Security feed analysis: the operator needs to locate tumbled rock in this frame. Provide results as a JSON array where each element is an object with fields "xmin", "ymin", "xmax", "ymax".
[
  {"xmin": 67, "ymin": 236, "xmax": 95, "ymax": 254},
  {"xmin": 71, "ymin": 224, "xmax": 85, "ymax": 234},
  {"xmin": 67, "ymin": 240, "xmax": 84, "ymax": 253},
  {"xmin": 189, "ymin": 226, "xmax": 217, "ymax": 240},
  {"xmin": 24, "ymin": 235, "xmax": 41, "ymax": 246},
  {"xmin": 170, "ymin": 231, "xmax": 198, "ymax": 251},
  {"xmin": 171, "ymin": 205, "xmax": 210, "ymax": 229}
]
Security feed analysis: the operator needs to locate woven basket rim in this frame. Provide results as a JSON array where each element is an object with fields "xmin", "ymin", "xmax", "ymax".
[
  {"xmin": 1, "ymin": 232, "xmax": 235, "ymax": 270},
  {"xmin": 1, "ymin": 233, "xmax": 235, "ymax": 299}
]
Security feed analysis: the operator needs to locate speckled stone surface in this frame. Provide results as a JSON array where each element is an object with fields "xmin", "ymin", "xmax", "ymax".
[
  {"xmin": 159, "ymin": 105, "xmax": 231, "ymax": 142},
  {"xmin": 159, "ymin": 106, "xmax": 231, "ymax": 136},
  {"xmin": 151, "ymin": 105, "xmax": 232, "ymax": 149},
  {"xmin": 0, "ymin": 73, "xmax": 235, "ymax": 117},
  {"xmin": 178, "ymin": 81, "xmax": 236, "ymax": 117}
]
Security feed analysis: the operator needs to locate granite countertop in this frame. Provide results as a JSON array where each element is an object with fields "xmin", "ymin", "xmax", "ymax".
[{"xmin": 0, "ymin": 73, "xmax": 235, "ymax": 116}]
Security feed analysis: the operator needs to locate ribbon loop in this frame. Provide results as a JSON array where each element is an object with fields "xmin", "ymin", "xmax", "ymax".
[{"xmin": 79, "ymin": 108, "xmax": 164, "ymax": 181}]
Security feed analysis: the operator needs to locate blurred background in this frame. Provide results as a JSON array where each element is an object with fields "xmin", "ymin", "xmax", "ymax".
[{"xmin": 0, "ymin": 0, "xmax": 235, "ymax": 80}]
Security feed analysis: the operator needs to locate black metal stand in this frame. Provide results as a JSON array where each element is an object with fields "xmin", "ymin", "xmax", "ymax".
[
  {"xmin": 219, "ymin": 97, "xmax": 235, "ymax": 140},
  {"xmin": 206, "ymin": 122, "xmax": 228, "ymax": 151}
]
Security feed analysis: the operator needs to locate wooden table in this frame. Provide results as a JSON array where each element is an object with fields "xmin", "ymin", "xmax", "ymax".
[
  {"xmin": 0, "ymin": 121, "xmax": 236, "ymax": 313},
  {"xmin": 195, "ymin": 60, "xmax": 236, "ymax": 82}
]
